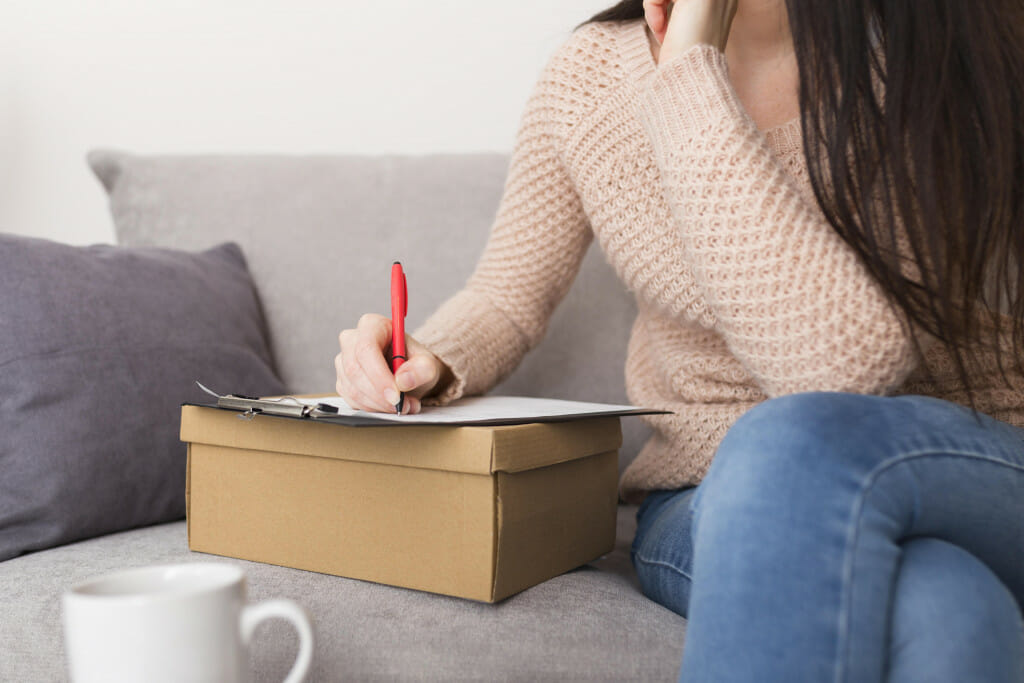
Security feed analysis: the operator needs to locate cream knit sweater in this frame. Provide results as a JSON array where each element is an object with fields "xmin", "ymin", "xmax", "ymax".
[{"xmin": 414, "ymin": 19, "xmax": 1024, "ymax": 503}]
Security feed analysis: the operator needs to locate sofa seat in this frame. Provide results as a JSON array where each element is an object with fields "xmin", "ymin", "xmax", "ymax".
[{"xmin": 0, "ymin": 504, "xmax": 686, "ymax": 682}]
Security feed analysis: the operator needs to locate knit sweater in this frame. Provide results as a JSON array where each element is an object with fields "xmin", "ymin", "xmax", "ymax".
[{"xmin": 413, "ymin": 19, "xmax": 1024, "ymax": 503}]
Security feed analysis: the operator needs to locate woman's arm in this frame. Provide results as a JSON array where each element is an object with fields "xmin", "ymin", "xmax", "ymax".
[
  {"xmin": 636, "ymin": 44, "xmax": 921, "ymax": 397},
  {"xmin": 412, "ymin": 57, "xmax": 593, "ymax": 405}
]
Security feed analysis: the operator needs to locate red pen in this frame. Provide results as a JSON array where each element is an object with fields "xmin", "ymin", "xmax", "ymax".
[{"xmin": 390, "ymin": 261, "xmax": 408, "ymax": 414}]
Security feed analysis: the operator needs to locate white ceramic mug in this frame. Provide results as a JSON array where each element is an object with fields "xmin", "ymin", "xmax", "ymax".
[{"xmin": 62, "ymin": 562, "xmax": 313, "ymax": 683}]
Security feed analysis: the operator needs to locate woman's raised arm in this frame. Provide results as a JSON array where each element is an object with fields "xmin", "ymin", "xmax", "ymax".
[{"xmin": 410, "ymin": 49, "xmax": 594, "ymax": 405}]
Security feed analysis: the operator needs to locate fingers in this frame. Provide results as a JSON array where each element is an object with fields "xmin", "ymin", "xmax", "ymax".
[
  {"xmin": 403, "ymin": 395, "xmax": 421, "ymax": 414},
  {"xmin": 334, "ymin": 347, "xmax": 390, "ymax": 413},
  {"xmin": 336, "ymin": 314, "xmax": 401, "ymax": 413},
  {"xmin": 647, "ymin": 0, "xmax": 736, "ymax": 58},
  {"xmin": 394, "ymin": 336, "xmax": 443, "ymax": 400},
  {"xmin": 643, "ymin": 0, "xmax": 671, "ymax": 43},
  {"xmin": 335, "ymin": 314, "xmax": 438, "ymax": 414},
  {"xmin": 354, "ymin": 313, "xmax": 401, "ymax": 407}
]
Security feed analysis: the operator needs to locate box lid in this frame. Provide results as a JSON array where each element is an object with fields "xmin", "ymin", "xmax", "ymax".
[{"xmin": 180, "ymin": 405, "xmax": 621, "ymax": 475}]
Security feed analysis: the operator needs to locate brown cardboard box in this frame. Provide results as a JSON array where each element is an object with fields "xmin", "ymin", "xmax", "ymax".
[{"xmin": 180, "ymin": 404, "xmax": 621, "ymax": 602}]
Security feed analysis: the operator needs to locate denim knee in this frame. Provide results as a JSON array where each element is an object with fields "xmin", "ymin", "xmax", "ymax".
[
  {"xmin": 693, "ymin": 393, "xmax": 872, "ymax": 510},
  {"xmin": 890, "ymin": 537, "xmax": 1024, "ymax": 682}
]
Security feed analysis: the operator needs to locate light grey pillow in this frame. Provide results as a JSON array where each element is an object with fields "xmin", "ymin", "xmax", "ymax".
[
  {"xmin": 87, "ymin": 151, "xmax": 650, "ymax": 471},
  {"xmin": 0, "ymin": 234, "xmax": 285, "ymax": 560}
]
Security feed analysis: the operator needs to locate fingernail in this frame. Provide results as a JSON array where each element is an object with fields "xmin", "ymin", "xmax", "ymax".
[{"xmin": 385, "ymin": 388, "xmax": 401, "ymax": 406}]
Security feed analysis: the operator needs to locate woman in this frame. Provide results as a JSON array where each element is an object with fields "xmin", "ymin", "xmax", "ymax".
[{"xmin": 336, "ymin": 1, "xmax": 1024, "ymax": 680}]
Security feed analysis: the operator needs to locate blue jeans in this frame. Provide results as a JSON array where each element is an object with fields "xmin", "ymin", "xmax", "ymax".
[{"xmin": 631, "ymin": 393, "xmax": 1024, "ymax": 682}]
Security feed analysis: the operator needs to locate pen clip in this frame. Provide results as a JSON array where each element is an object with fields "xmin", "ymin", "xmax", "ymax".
[{"xmin": 401, "ymin": 271, "xmax": 408, "ymax": 317}]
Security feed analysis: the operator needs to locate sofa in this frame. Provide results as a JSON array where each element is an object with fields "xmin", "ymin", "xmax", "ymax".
[{"xmin": 0, "ymin": 151, "xmax": 687, "ymax": 681}]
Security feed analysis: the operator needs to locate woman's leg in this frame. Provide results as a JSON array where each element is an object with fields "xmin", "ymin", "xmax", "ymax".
[
  {"xmin": 631, "ymin": 486, "xmax": 699, "ymax": 618},
  {"xmin": 678, "ymin": 392, "xmax": 1024, "ymax": 683},
  {"xmin": 888, "ymin": 537, "xmax": 1024, "ymax": 683}
]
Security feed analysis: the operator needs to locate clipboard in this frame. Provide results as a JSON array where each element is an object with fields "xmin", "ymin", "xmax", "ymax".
[{"xmin": 192, "ymin": 381, "xmax": 669, "ymax": 428}]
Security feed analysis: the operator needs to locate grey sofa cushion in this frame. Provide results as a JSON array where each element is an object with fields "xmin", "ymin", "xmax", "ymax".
[
  {"xmin": 88, "ymin": 151, "xmax": 650, "ymax": 472},
  {"xmin": 0, "ymin": 235, "xmax": 284, "ymax": 561},
  {"xmin": 0, "ymin": 506, "xmax": 686, "ymax": 682}
]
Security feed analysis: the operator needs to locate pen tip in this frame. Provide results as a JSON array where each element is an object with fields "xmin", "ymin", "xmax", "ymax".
[{"xmin": 395, "ymin": 393, "xmax": 405, "ymax": 415}]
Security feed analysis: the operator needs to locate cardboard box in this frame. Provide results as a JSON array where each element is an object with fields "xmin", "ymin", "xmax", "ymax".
[{"xmin": 180, "ymin": 404, "xmax": 621, "ymax": 602}]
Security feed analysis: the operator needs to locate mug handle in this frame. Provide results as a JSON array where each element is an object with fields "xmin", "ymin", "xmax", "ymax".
[{"xmin": 240, "ymin": 599, "xmax": 314, "ymax": 683}]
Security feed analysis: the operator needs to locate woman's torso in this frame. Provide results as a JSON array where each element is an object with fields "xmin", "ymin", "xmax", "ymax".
[{"xmin": 541, "ymin": 20, "xmax": 1024, "ymax": 498}]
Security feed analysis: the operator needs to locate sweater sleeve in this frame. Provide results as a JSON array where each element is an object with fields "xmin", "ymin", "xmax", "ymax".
[
  {"xmin": 412, "ymin": 60, "xmax": 593, "ymax": 405},
  {"xmin": 635, "ymin": 44, "xmax": 920, "ymax": 397}
]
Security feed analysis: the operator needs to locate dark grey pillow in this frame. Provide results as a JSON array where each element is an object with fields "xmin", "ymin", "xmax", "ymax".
[{"xmin": 0, "ymin": 234, "xmax": 285, "ymax": 560}]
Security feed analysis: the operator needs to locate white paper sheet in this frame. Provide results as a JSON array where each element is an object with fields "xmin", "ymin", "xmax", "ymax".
[{"xmin": 296, "ymin": 395, "xmax": 651, "ymax": 425}]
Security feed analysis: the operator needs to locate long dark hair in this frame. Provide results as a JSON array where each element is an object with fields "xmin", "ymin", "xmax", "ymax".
[{"xmin": 579, "ymin": 1, "xmax": 1024, "ymax": 402}]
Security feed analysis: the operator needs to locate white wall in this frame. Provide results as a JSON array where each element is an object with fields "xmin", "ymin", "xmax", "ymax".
[{"xmin": 0, "ymin": 0, "xmax": 604, "ymax": 245}]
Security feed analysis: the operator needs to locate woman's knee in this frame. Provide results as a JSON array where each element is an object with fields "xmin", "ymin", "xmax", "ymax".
[
  {"xmin": 889, "ymin": 537, "xmax": 1024, "ymax": 683},
  {"xmin": 695, "ymin": 392, "xmax": 886, "ymax": 512}
]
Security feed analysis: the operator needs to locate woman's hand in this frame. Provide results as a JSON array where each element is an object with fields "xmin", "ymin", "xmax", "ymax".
[
  {"xmin": 643, "ymin": 0, "xmax": 738, "ymax": 64},
  {"xmin": 335, "ymin": 313, "xmax": 450, "ymax": 414}
]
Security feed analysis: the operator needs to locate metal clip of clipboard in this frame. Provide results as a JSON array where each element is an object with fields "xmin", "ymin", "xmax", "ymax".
[{"xmin": 195, "ymin": 381, "xmax": 340, "ymax": 421}]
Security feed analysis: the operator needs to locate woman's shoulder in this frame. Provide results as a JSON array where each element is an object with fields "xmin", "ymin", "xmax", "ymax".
[
  {"xmin": 520, "ymin": 18, "xmax": 647, "ymax": 138},
  {"xmin": 552, "ymin": 18, "xmax": 639, "ymax": 62},
  {"xmin": 539, "ymin": 19, "xmax": 648, "ymax": 94}
]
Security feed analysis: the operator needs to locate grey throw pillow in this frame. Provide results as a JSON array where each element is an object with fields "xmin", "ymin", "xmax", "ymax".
[{"xmin": 0, "ymin": 234, "xmax": 285, "ymax": 560}]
